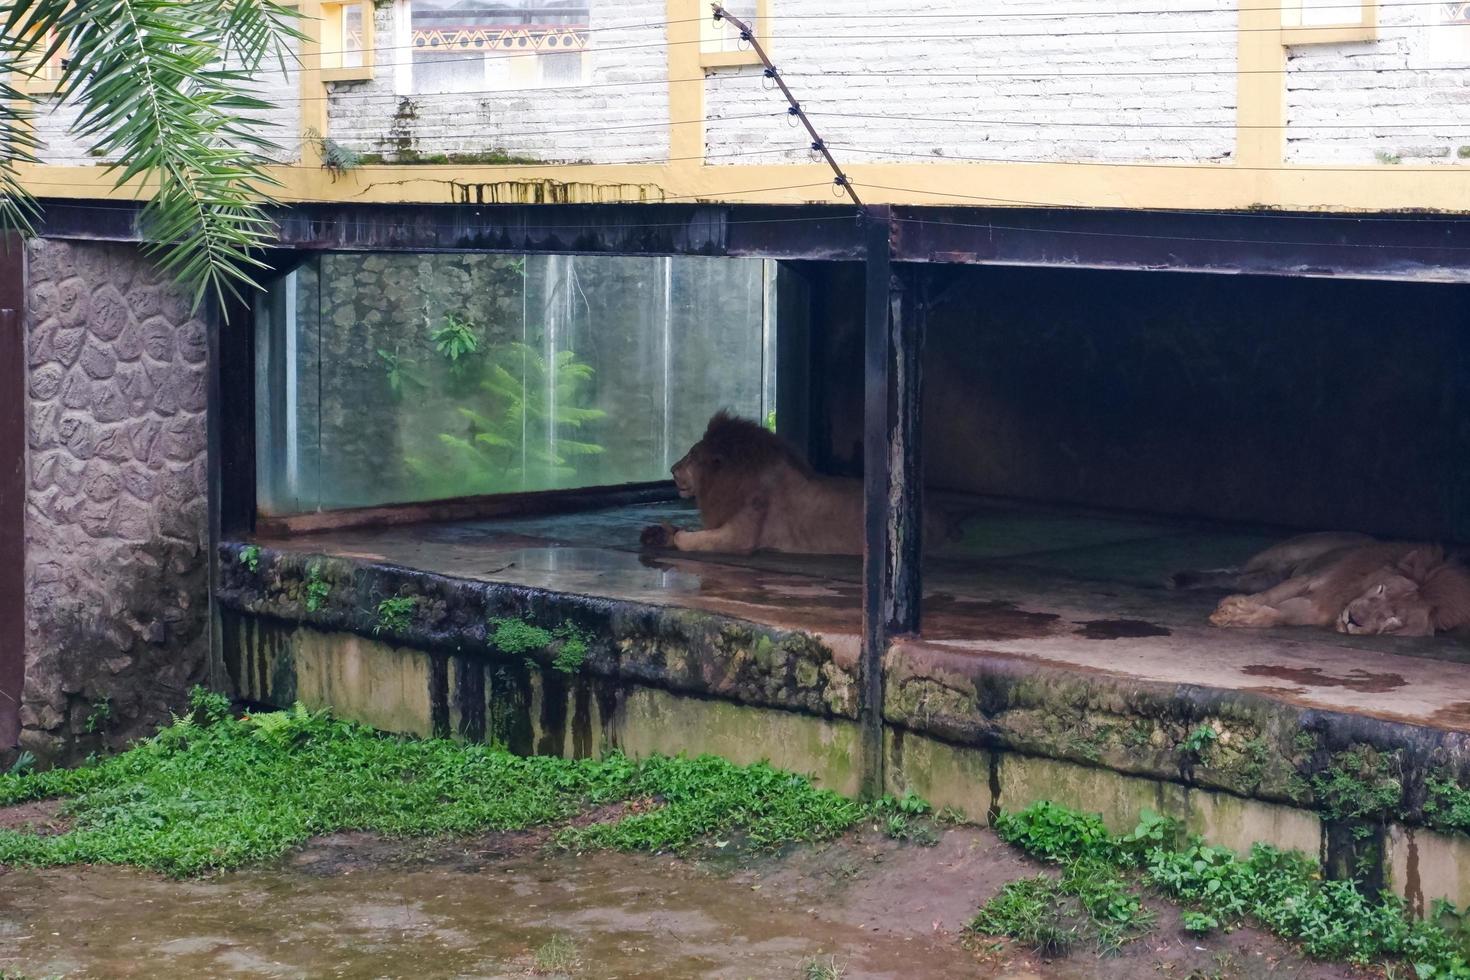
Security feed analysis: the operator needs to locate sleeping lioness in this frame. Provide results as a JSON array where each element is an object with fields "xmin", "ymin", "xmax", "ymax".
[
  {"xmin": 640, "ymin": 411, "xmax": 951, "ymax": 556},
  {"xmin": 1176, "ymin": 532, "xmax": 1470, "ymax": 636}
]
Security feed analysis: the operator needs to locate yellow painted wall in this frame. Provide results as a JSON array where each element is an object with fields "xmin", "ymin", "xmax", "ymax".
[{"xmin": 17, "ymin": 0, "xmax": 1470, "ymax": 214}]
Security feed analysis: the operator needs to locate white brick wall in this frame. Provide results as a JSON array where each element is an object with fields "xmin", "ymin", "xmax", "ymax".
[
  {"xmin": 34, "ymin": 39, "xmax": 301, "ymax": 167},
  {"xmin": 325, "ymin": 1, "xmax": 670, "ymax": 165},
  {"xmin": 1287, "ymin": 2, "xmax": 1470, "ymax": 165},
  {"xmin": 705, "ymin": 0, "xmax": 1238, "ymax": 166}
]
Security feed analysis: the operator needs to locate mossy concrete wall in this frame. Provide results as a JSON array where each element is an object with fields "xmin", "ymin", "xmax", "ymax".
[{"xmin": 218, "ymin": 540, "xmax": 1470, "ymax": 911}]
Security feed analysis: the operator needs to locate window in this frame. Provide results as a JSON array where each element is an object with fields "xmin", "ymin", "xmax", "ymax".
[
  {"xmin": 321, "ymin": 1, "xmax": 375, "ymax": 81},
  {"xmin": 15, "ymin": 30, "xmax": 65, "ymax": 95},
  {"xmin": 256, "ymin": 253, "xmax": 776, "ymax": 513},
  {"xmin": 700, "ymin": 0, "xmax": 768, "ymax": 69},
  {"xmin": 1281, "ymin": 0, "xmax": 1376, "ymax": 43},
  {"xmin": 399, "ymin": 0, "xmax": 590, "ymax": 95},
  {"xmin": 1424, "ymin": 1, "xmax": 1470, "ymax": 64}
]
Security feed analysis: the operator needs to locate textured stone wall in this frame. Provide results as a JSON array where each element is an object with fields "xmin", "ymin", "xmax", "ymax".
[{"xmin": 21, "ymin": 240, "xmax": 210, "ymax": 762}]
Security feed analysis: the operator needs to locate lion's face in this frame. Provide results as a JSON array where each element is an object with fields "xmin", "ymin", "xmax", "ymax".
[
  {"xmin": 1337, "ymin": 574, "xmax": 1435, "ymax": 636},
  {"xmin": 670, "ymin": 442, "xmax": 718, "ymax": 499}
]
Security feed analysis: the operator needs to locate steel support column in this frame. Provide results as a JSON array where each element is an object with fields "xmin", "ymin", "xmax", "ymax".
[{"xmin": 861, "ymin": 207, "xmax": 925, "ymax": 798}]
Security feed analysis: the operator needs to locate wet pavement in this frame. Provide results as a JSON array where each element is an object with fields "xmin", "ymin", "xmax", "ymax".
[
  {"xmin": 256, "ymin": 500, "xmax": 1470, "ymax": 733},
  {"xmin": 0, "ymin": 826, "xmax": 1360, "ymax": 980}
]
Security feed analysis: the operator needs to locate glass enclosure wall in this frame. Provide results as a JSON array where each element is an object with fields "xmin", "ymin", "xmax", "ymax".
[{"xmin": 255, "ymin": 252, "xmax": 776, "ymax": 514}]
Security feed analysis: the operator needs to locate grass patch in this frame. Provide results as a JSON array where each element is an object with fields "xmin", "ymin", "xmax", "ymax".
[
  {"xmin": 532, "ymin": 934, "xmax": 580, "ymax": 975},
  {"xmin": 968, "ymin": 858, "xmax": 1154, "ymax": 955},
  {"xmin": 800, "ymin": 954, "xmax": 845, "ymax": 979},
  {"xmin": 0, "ymin": 689, "xmax": 869, "ymax": 877},
  {"xmin": 990, "ymin": 801, "xmax": 1470, "ymax": 976}
]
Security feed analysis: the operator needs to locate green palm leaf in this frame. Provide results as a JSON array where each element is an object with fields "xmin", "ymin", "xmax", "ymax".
[{"xmin": 2, "ymin": 0, "xmax": 303, "ymax": 309}]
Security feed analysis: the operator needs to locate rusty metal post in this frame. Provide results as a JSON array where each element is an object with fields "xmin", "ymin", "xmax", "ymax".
[
  {"xmin": 0, "ymin": 235, "xmax": 26, "ymax": 749},
  {"xmin": 885, "ymin": 267, "xmax": 926, "ymax": 636}
]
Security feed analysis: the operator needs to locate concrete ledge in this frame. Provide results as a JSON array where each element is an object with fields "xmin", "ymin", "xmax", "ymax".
[{"xmin": 218, "ymin": 541, "xmax": 1470, "ymax": 908}]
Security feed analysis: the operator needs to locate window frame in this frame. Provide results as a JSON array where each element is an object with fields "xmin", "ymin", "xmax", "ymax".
[
  {"xmin": 699, "ymin": 0, "xmax": 770, "ymax": 69},
  {"xmin": 1280, "ymin": 0, "xmax": 1377, "ymax": 44},
  {"xmin": 393, "ymin": 0, "xmax": 593, "ymax": 95},
  {"xmin": 321, "ymin": 0, "xmax": 376, "ymax": 82},
  {"xmin": 14, "ymin": 29, "xmax": 66, "ymax": 96}
]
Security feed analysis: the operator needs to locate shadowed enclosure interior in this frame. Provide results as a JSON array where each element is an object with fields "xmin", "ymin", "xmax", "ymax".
[{"xmin": 242, "ymin": 253, "xmax": 1470, "ymax": 733}]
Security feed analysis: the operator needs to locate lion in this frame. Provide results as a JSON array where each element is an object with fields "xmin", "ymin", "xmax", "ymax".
[
  {"xmin": 1191, "ymin": 534, "xmax": 1470, "ymax": 636},
  {"xmin": 639, "ymin": 411, "xmax": 953, "ymax": 556}
]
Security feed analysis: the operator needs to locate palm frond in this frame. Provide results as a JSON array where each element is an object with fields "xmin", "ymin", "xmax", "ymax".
[{"xmin": 3, "ymin": 0, "xmax": 302, "ymax": 309}]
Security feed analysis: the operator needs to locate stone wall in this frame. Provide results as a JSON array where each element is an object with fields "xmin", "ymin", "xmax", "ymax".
[{"xmin": 20, "ymin": 240, "xmax": 211, "ymax": 762}]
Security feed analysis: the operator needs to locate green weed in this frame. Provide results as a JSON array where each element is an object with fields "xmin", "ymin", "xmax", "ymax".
[
  {"xmin": 0, "ymin": 688, "xmax": 869, "ymax": 877},
  {"xmin": 994, "ymin": 800, "xmax": 1470, "ymax": 976},
  {"xmin": 239, "ymin": 545, "xmax": 260, "ymax": 573},
  {"xmin": 305, "ymin": 565, "xmax": 330, "ymax": 613},
  {"xmin": 969, "ymin": 875, "xmax": 1080, "ymax": 956},
  {"xmin": 1425, "ymin": 774, "xmax": 1470, "ymax": 835},
  {"xmin": 800, "ymin": 954, "xmax": 844, "ymax": 979},
  {"xmin": 1181, "ymin": 724, "xmax": 1218, "ymax": 760},
  {"xmin": 487, "ymin": 617, "xmax": 590, "ymax": 674},
  {"xmin": 532, "ymin": 934, "xmax": 579, "ymax": 975},
  {"xmin": 1311, "ymin": 749, "xmax": 1402, "ymax": 822},
  {"xmin": 83, "ymin": 698, "xmax": 112, "ymax": 735},
  {"xmin": 374, "ymin": 596, "xmax": 416, "ymax": 635},
  {"xmin": 6, "ymin": 752, "xmax": 36, "ymax": 776}
]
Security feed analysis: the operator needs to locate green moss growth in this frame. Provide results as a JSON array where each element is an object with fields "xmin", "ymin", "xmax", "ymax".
[
  {"xmin": 364, "ymin": 148, "xmax": 543, "ymax": 166},
  {"xmin": 488, "ymin": 617, "xmax": 591, "ymax": 674},
  {"xmin": 489, "ymin": 617, "xmax": 553, "ymax": 655}
]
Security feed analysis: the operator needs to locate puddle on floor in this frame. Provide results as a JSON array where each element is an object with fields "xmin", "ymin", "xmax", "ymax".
[{"xmin": 0, "ymin": 827, "xmax": 1366, "ymax": 980}]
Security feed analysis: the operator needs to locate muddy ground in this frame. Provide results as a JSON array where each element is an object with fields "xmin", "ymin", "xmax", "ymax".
[{"xmin": 0, "ymin": 819, "xmax": 1370, "ymax": 980}]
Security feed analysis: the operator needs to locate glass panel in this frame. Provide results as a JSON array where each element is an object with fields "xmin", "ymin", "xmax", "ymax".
[
  {"xmin": 256, "ymin": 253, "xmax": 775, "ymax": 513},
  {"xmin": 409, "ymin": 0, "xmax": 590, "ymax": 93},
  {"xmin": 340, "ymin": 2, "xmax": 366, "ymax": 69}
]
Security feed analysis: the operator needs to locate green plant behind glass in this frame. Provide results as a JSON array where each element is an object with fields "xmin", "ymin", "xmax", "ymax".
[{"xmin": 404, "ymin": 330, "xmax": 606, "ymax": 495}]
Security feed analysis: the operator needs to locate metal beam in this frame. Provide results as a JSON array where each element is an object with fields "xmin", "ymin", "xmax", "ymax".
[
  {"xmin": 885, "ymin": 266, "xmax": 926, "ymax": 636},
  {"xmin": 891, "ymin": 206, "xmax": 1470, "ymax": 283},
  {"xmin": 861, "ymin": 205, "xmax": 893, "ymax": 799},
  {"xmin": 34, "ymin": 200, "xmax": 868, "ymax": 261}
]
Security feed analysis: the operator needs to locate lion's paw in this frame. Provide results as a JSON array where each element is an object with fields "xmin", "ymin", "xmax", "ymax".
[{"xmin": 640, "ymin": 523, "xmax": 678, "ymax": 549}]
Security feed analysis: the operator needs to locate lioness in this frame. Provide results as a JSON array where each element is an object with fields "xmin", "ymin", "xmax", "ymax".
[
  {"xmin": 1180, "ymin": 533, "xmax": 1470, "ymax": 636},
  {"xmin": 640, "ymin": 411, "xmax": 951, "ymax": 556}
]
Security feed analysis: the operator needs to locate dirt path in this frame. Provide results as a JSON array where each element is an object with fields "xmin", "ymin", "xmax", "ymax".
[{"xmin": 0, "ymin": 824, "xmax": 1371, "ymax": 979}]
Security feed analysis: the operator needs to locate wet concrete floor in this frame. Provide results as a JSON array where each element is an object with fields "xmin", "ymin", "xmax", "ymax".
[
  {"xmin": 0, "ymin": 826, "xmax": 1360, "ymax": 980},
  {"xmin": 256, "ymin": 500, "xmax": 1470, "ymax": 733}
]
